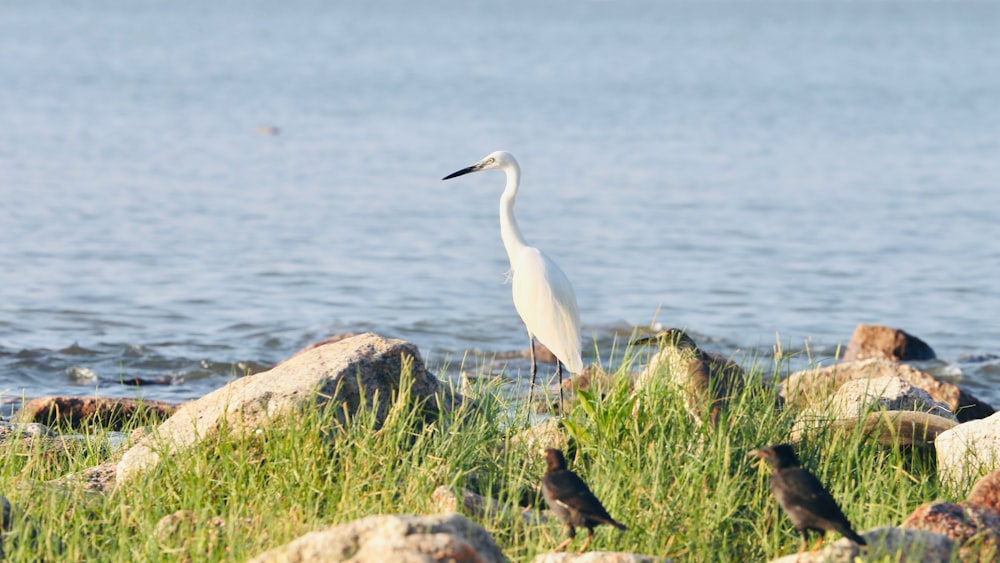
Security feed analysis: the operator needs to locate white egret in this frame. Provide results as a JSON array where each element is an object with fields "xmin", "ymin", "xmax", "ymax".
[{"xmin": 443, "ymin": 151, "xmax": 583, "ymax": 409}]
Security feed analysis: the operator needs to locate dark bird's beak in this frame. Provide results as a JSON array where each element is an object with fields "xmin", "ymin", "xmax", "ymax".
[
  {"xmin": 748, "ymin": 448, "xmax": 767, "ymax": 458},
  {"xmin": 442, "ymin": 163, "xmax": 482, "ymax": 180},
  {"xmin": 629, "ymin": 335, "xmax": 657, "ymax": 347}
]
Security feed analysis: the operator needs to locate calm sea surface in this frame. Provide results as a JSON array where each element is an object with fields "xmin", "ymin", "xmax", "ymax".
[{"xmin": 2, "ymin": 1, "xmax": 999, "ymax": 413}]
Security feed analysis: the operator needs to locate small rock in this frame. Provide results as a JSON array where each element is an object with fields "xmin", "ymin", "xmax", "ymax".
[
  {"xmin": 968, "ymin": 468, "xmax": 1000, "ymax": 512},
  {"xmin": 936, "ymin": 411, "xmax": 1000, "ymax": 490},
  {"xmin": 842, "ymin": 324, "xmax": 936, "ymax": 362},
  {"xmin": 247, "ymin": 513, "xmax": 506, "ymax": 563},
  {"xmin": 901, "ymin": 501, "xmax": 1000, "ymax": 561},
  {"xmin": 0, "ymin": 421, "xmax": 55, "ymax": 439},
  {"xmin": 54, "ymin": 462, "xmax": 118, "ymax": 494},
  {"xmin": 15, "ymin": 396, "xmax": 177, "ymax": 431},
  {"xmin": 65, "ymin": 366, "xmax": 98, "ymax": 382},
  {"xmin": 766, "ymin": 526, "xmax": 953, "ymax": 563},
  {"xmin": 509, "ymin": 418, "xmax": 570, "ymax": 453}
]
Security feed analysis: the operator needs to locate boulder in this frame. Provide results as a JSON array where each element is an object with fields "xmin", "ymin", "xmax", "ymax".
[
  {"xmin": 116, "ymin": 333, "xmax": 460, "ymax": 485},
  {"xmin": 246, "ymin": 513, "xmax": 506, "ymax": 563},
  {"xmin": 842, "ymin": 324, "xmax": 936, "ymax": 362},
  {"xmin": 781, "ymin": 359, "xmax": 993, "ymax": 423},
  {"xmin": 766, "ymin": 526, "xmax": 953, "ymax": 563},
  {"xmin": 936, "ymin": 412, "xmax": 1000, "ymax": 490},
  {"xmin": 790, "ymin": 410, "xmax": 957, "ymax": 448},
  {"xmin": 15, "ymin": 396, "xmax": 177, "ymax": 431},
  {"xmin": 531, "ymin": 552, "xmax": 666, "ymax": 563},
  {"xmin": 634, "ymin": 329, "xmax": 747, "ymax": 425},
  {"xmin": 901, "ymin": 501, "xmax": 1000, "ymax": 561}
]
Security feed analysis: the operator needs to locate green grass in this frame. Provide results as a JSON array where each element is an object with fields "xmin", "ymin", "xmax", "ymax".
[{"xmin": 0, "ymin": 344, "xmax": 954, "ymax": 562}]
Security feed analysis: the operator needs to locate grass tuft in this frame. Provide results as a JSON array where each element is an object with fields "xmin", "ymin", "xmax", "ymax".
[{"xmin": 0, "ymin": 344, "xmax": 954, "ymax": 561}]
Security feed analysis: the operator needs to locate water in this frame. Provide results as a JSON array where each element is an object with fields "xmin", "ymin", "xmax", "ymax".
[{"xmin": 3, "ymin": 0, "xmax": 999, "ymax": 413}]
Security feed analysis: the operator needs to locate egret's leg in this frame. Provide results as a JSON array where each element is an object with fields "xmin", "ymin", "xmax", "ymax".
[
  {"xmin": 556, "ymin": 361, "xmax": 564, "ymax": 413},
  {"xmin": 528, "ymin": 333, "xmax": 537, "ymax": 406}
]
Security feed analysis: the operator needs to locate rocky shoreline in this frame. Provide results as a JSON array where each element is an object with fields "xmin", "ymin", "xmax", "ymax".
[{"xmin": 2, "ymin": 327, "xmax": 999, "ymax": 561}]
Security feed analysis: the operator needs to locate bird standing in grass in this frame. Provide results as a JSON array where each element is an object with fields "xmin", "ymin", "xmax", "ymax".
[
  {"xmin": 443, "ymin": 151, "xmax": 583, "ymax": 411},
  {"xmin": 750, "ymin": 444, "xmax": 866, "ymax": 556},
  {"xmin": 540, "ymin": 448, "xmax": 627, "ymax": 553}
]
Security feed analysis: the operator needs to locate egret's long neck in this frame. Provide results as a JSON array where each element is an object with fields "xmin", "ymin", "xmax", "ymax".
[{"xmin": 499, "ymin": 161, "xmax": 528, "ymax": 265}]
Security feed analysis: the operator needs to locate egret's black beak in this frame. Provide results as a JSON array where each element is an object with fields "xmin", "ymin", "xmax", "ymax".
[{"xmin": 442, "ymin": 163, "xmax": 481, "ymax": 180}]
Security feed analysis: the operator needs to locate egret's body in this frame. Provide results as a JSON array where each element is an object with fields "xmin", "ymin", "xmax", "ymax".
[{"xmin": 443, "ymin": 151, "xmax": 583, "ymax": 407}]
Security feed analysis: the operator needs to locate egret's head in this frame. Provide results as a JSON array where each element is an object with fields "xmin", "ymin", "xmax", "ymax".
[{"xmin": 442, "ymin": 150, "xmax": 517, "ymax": 180}]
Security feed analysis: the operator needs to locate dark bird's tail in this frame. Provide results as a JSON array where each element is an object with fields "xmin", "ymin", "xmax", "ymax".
[
  {"xmin": 599, "ymin": 517, "xmax": 627, "ymax": 531},
  {"xmin": 838, "ymin": 526, "xmax": 866, "ymax": 546}
]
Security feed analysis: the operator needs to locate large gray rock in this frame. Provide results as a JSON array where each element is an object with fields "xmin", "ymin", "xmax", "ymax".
[
  {"xmin": 247, "ymin": 513, "xmax": 506, "ymax": 563},
  {"xmin": 790, "ymin": 376, "xmax": 958, "ymax": 447},
  {"xmin": 781, "ymin": 359, "xmax": 993, "ymax": 423},
  {"xmin": 936, "ymin": 411, "xmax": 1000, "ymax": 490},
  {"xmin": 116, "ymin": 333, "xmax": 459, "ymax": 485},
  {"xmin": 766, "ymin": 527, "xmax": 953, "ymax": 563}
]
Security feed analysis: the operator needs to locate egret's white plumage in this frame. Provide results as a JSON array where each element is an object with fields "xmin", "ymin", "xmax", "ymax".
[{"xmin": 443, "ymin": 151, "xmax": 583, "ymax": 406}]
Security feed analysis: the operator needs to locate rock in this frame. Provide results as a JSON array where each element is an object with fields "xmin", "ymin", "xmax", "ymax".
[
  {"xmin": 116, "ymin": 333, "xmax": 461, "ymax": 485},
  {"xmin": 247, "ymin": 513, "xmax": 506, "ymax": 563},
  {"xmin": 781, "ymin": 359, "xmax": 994, "ymax": 423},
  {"xmin": 968, "ymin": 469, "xmax": 1000, "ymax": 512},
  {"xmin": 431, "ymin": 486, "xmax": 542, "ymax": 527},
  {"xmin": 509, "ymin": 418, "xmax": 570, "ymax": 453},
  {"xmin": 842, "ymin": 324, "xmax": 936, "ymax": 362},
  {"xmin": 531, "ymin": 552, "xmax": 666, "ymax": 563},
  {"xmin": 54, "ymin": 461, "xmax": 118, "ymax": 494},
  {"xmin": 289, "ymin": 332, "xmax": 365, "ymax": 358},
  {"xmin": 766, "ymin": 526, "xmax": 953, "ymax": 562},
  {"xmin": 0, "ymin": 421, "xmax": 55, "ymax": 439},
  {"xmin": 936, "ymin": 412, "xmax": 1000, "ymax": 490},
  {"xmin": 825, "ymin": 376, "xmax": 955, "ymax": 419},
  {"xmin": 791, "ymin": 410, "xmax": 957, "ymax": 448},
  {"xmin": 901, "ymin": 501, "xmax": 1000, "ymax": 561},
  {"xmin": 792, "ymin": 375, "xmax": 958, "ymax": 446},
  {"xmin": 790, "ymin": 375, "xmax": 959, "ymax": 446},
  {"xmin": 634, "ymin": 329, "xmax": 747, "ymax": 425},
  {"xmin": 15, "ymin": 396, "xmax": 177, "ymax": 431}
]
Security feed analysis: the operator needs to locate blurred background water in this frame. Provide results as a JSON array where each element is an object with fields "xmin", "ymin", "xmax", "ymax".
[{"xmin": 2, "ymin": 0, "xmax": 999, "ymax": 413}]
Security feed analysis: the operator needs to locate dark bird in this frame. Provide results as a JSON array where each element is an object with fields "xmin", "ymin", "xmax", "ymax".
[
  {"xmin": 540, "ymin": 448, "xmax": 627, "ymax": 553},
  {"xmin": 750, "ymin": 444, "xmax": 866, "ymax": 555}
]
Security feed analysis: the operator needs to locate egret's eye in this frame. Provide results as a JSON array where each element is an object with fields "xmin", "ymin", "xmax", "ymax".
[{"xmin": 486, "ymin": 158, "xmax": 495, "ymax": 164}]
